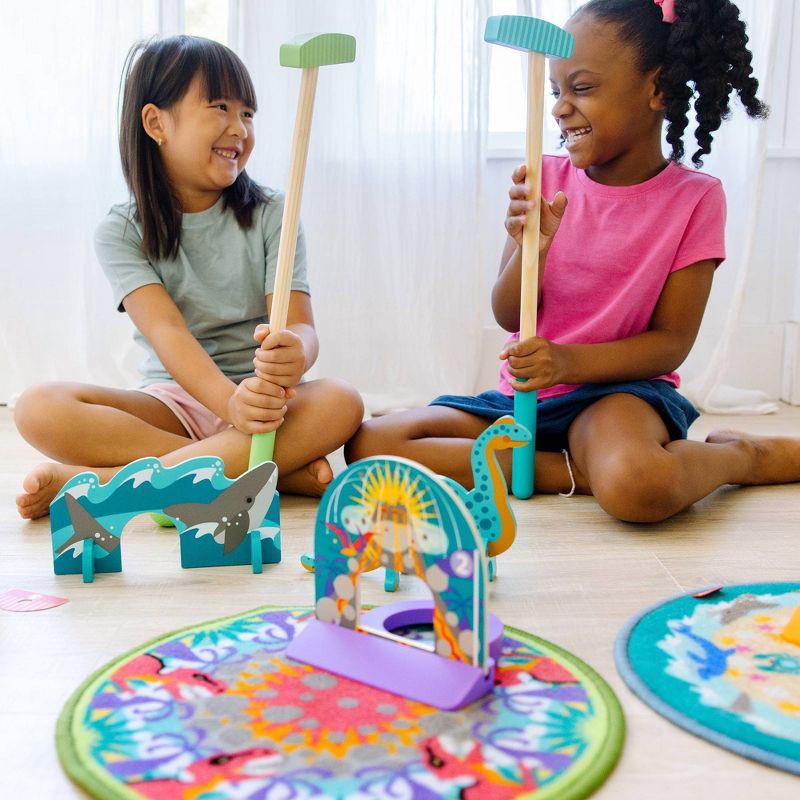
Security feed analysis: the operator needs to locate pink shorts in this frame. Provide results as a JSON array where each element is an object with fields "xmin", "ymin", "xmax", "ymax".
[{"xmin": 136, "ymin": 383, "xmax": 231, "ymax": 441}]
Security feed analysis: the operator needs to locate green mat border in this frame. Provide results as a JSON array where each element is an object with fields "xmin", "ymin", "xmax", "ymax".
[
  {"xmin": 615, "ymin": 583, "xmax": 800, "ymax": 776},
  {"xmin": 57, "ymin": 606, "xmax": 625, "ymax": 800},
  {"xmin": 503, "ymin": 623, "xmax": 626, "ymax": 800}
]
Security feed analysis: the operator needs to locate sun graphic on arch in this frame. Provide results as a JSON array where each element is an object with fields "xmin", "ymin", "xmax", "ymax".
[{"xmin": 352, "ymin": 461, "xmax": 438, "ymax": 531}]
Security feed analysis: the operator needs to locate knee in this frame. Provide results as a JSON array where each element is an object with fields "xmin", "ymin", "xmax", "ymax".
[
  {"xmin": 14, "ymin": 383, "xmax": 68, "ymax": 440},
  {"xmin": 315, "ymin": 378, "xmax": 364, "ymax": 435},
  {"xmin": 344, "ymin": 418, "xmax": 383, "ymax": 465},
  {"xmin": 591, "ymin": 451, "xmax": 685, "ymax": 523}
]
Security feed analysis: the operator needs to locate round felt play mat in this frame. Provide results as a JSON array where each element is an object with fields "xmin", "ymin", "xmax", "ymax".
[
  {"xmin": 57, "ymin": 606, "xmax": 624, "ymax": 799},
  {"xmin": 615, "ymin": 583, "xmax": 800, "ymax": 775}
]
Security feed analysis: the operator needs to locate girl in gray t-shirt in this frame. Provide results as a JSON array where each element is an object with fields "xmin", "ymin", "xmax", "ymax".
[{"xmin": 16, "ymin": 35, "xmax": 362, "ymax": 519}]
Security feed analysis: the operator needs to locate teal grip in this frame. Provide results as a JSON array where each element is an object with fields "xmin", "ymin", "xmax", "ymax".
[
  {"xmin": 512, "ymin": 388, "xmax": 537, "ymax": 498},
  {"xmin": 250, "ymin": 531, "xmax": 263, "ymax": 574},
  {"xmin": 82, "ymin": 542, "xmax": 94, "ymax": 583},
  {"xmin": 249, "ymin": 431, "xmax": 276, "ymax": 469}
]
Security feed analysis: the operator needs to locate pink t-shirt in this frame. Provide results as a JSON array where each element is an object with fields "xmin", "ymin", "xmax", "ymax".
[{"xmin": 498, "ymin": 155, "xmax": 726, "ymax": 399}]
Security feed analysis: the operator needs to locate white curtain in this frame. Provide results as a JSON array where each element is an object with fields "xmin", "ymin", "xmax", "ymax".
[
  {"xmin": 0, "ymin": 0, "xmax": 178, "ymax": 405},
  {"xmin": 230, "ymin": 0, "xmax": 492, "ymax": 413}
]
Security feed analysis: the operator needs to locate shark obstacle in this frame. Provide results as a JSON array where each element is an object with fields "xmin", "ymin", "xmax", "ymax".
[
  {"xmin": 49, "ymin": 33, "xmax": 356, "ymax": 583},
  {"xmin": 50, "ymin": 459, "xmax": 280, "ymax": 582}
]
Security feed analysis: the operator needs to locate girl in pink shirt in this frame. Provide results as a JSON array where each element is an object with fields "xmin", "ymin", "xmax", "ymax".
[{"xmin": 347, "ymin": 0, "xmax": 800, "ymax": 523}]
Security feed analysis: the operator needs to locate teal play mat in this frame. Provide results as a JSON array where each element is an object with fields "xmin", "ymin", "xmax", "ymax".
[
  {"xmin": 616, "ymin": 583, "xmax": 800, "ymax": 774},
  {"xmin": 57, "ymin": 606, "xmax": 624, "ymax": 799}
]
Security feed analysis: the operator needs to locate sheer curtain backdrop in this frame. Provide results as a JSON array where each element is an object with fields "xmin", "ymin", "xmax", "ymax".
[
  {"xmin": 230, "ymin": 0, "xmax": 492, "ymax": 413},
  {"xmin": 0, "ymin": 0, "xmax": 180, "ymax": 406}
]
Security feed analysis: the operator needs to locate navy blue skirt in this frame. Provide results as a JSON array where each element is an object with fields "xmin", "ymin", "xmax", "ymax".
[{"xmin": 430, "ymin": 380, "xmax": 699, "ymax": 452}]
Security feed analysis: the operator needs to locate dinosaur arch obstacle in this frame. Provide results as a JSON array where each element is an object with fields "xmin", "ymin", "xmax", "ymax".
[
  {"xmin": 50, "ymin": 458, "xmax": 281, "ymax": 582},
  {"xmin": 287, "ymin": 455, "xmax": 504, "ymax": 710},
  {"xmin": 301, "ymin": 415, "xmax": 532, "ymax": 591}
]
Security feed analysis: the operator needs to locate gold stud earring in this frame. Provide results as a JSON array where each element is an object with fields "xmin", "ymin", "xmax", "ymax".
[{"xmin": 157, "ymin": 138, "xmax": 163, "ymax": 147}]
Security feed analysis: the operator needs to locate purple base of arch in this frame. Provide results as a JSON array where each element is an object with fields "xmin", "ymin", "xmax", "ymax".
[{"xmin": 286, "ymin": 600, "xmax": 501, "ymax": 711}]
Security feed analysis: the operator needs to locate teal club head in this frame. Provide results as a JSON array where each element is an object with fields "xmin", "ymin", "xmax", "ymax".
[
  {"xmin": 484, "ymin": 16, "xmax": 574, "ymax": 58},
  {"xmin": 279, "ymin": 33, "xmax": 356, "ymax": 68}
]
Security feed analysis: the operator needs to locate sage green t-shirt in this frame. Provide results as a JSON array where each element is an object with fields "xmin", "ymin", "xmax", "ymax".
[{"xmin": 94, "ymin": 190, "xmax": 310, "ymax": 386}]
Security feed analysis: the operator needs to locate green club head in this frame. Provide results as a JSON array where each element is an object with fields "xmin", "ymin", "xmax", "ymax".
[
  {"xmin": 280, "ymin": 33, "xmax": 356, "ymax": 68},
  {"xmin": 484, "ymin": 16, "xmax": 574, "ymax": 58}
]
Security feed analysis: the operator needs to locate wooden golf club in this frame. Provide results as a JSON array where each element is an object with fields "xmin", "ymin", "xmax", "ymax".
[
  {"xmin": 484, "ymin": 16, "xmax": 574, "ymax": 499},
  {"xmin": 249, "ymin": 33, "xmax": 356, "ymax": 469}
]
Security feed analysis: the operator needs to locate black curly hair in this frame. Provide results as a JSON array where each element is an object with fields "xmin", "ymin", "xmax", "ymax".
[{"xmin": 573, "ymin": 0, "xmax": 768, "ymax": 167}]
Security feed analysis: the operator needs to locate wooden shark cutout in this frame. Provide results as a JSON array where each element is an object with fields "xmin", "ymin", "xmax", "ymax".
[{"xmin": 165, "ymin": 461, "xmax": 278, "ymax": 555}]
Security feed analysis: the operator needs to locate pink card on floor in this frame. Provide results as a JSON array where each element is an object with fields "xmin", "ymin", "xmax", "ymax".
[
  {"xmin": 691, "ymin": 586, "xmax": 723, "ymax": 599},
  {"xmin": 0, "ymin": 589, "xmax": 68, "ymax": 612}
]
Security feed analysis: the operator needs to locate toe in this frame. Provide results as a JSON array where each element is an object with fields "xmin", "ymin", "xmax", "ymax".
[
  {"xmin": 310, "ymin": 458, "xmax": 334, "ymax": 486},
  {"xmin": 22, "ymin": 471, "xmax": 42, "ymax": 495}
]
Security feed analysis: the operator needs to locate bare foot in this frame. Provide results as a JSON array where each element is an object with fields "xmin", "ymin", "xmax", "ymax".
[
  {"xmin": 706, "ymin": 429, "xmax": 800, "ymax": 485},
  {"xmin": 16, "ymin": 463, "xmax": 88, "ymax": 520},
  {"xmin": 277, "ymin": 457, "xmax": 334, "ymax": 497}
]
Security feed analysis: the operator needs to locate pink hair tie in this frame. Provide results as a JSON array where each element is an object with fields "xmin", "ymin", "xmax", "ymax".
[{"xmin": 654, "ymin": 0, "xmax": 677, "ymax": 23}]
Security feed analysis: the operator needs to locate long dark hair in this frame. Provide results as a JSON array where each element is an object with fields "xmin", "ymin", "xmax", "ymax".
[
  {"xmin": 575, "ymin": 0, "xmax": 768, "ymax": 166},
  {"xmin": 119, "ymin": 35, "xmax": 268, "ymax": 260}
]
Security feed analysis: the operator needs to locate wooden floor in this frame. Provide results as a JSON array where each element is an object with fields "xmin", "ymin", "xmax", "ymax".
[{"xmin": 1, "ymin": 404, "xmax": 799, "ymax": 798}]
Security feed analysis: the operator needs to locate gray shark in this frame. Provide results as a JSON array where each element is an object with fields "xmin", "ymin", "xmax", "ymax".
[
  {"xmin": 718, "ymin": 594, "xmax": 779, "ymax": 625},
  {"xmin": 56, "ymin": 494, "xmax": 122, "ymax": 556},
  {"xmin": 164, "ymin": 461, "xmax": 278, "ymax": 555}
]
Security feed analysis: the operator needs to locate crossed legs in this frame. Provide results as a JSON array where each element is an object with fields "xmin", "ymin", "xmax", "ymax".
[{"xmin": 15, "ymin": 378, "xmax": 364, "ymax": 519}]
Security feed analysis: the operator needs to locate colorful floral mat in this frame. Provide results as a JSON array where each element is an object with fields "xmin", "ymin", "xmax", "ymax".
[
  {"xmin": 57, "ymin": 606, "xmax": 624, "ymax": 799},
  {"xmin": 615, "ymin": 583, "xmax": 800, "ymax": 775}
]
